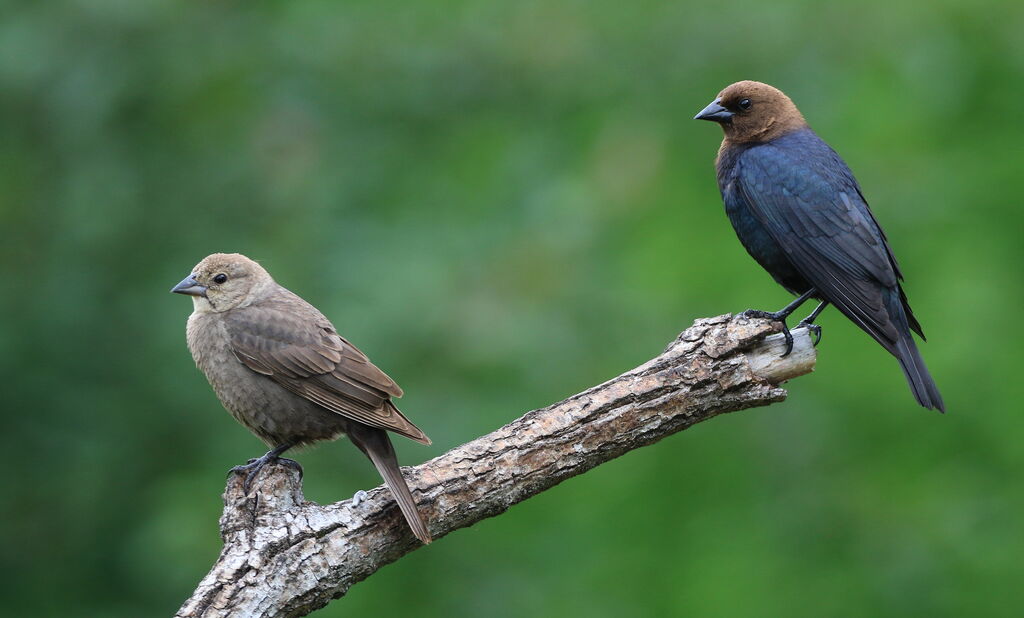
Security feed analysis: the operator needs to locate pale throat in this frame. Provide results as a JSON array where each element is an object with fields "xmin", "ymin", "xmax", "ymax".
[{"xmin": 192, "ymin": 295, "xmax": 216, "ymax": 314}]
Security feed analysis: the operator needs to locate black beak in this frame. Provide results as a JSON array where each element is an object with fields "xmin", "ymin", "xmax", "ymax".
[
  {"xmin": 694, "ymin": 99, "xmax": 733, "ymax": 122},
  {"xmin": 171, "ymin": 274, "xmax": 207, "ymax": 297}
]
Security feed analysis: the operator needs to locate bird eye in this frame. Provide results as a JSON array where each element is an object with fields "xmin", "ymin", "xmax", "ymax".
[
  {"xmin": 738, "ymin": 98, "xmax": 752, "ymax": 111},
  {"xmin": 213, "ymin": 273, "xmax": 228, "ymax": 284}
]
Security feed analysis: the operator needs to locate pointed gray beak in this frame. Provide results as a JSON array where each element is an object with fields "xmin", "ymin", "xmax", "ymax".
[
  {"xmin": 171, "ymin": 274, "xmax": 207, "ymax": 297},
  {"xmin": 694, "ymin": 99, "xmax": 733, "ymax": 122}
]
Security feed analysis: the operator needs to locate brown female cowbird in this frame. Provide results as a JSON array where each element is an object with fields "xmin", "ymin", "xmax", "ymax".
[
  {"xmin": 695, "ymin": 80, "xmax": 943, "ymax": 411},
  {"xmin": 172, "ymin": 253, "xmax": 432, "ymax": 543}
]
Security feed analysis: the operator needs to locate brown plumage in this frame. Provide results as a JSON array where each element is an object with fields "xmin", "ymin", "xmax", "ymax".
[
  {"xmin": 172, "ymin": 253, "xmax": 432, "ymax": 543},
  {"xmin": 711, "ymin": 80, "xmax": 807, "ymax": 145}
]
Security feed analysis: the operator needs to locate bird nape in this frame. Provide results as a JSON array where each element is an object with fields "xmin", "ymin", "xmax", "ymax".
[
  {"xmin": 695, "ymin": 80, "xmax": 944, "ymax": 412},
  {"xmin": 172, "ymin": 252, "xmax": 433, "ymax": 544}
]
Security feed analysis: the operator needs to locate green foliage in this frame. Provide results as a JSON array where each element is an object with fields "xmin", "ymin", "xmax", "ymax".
[{"xmin": 2, "ymin": 1, "xmax": 1021, "ymax": 616}]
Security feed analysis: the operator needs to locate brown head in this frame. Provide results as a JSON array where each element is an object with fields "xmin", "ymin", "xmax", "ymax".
[
  {"xmin": 171, "ymin": 253, "xmax": 276, "ymax": 313},
  {"xmin": 694, "ymin": 80, "xmax": 807, "ymax": 144}
]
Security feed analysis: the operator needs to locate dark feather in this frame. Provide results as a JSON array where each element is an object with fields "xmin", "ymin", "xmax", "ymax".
[
  {"xmin": 718, "ymin": 127, "xmax": 943, "ymax": 411},
  {"xmin": 733, "ymin": 131, "xmax": 901, "ymax": 347}
]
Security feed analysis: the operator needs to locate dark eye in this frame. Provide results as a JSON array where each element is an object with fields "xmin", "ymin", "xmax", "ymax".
[
  {"xmin": 213, "ymin": 273, "xmax": 228, "ymax": 284},
  {"xmin": 738, "ymin": 98, "xmax": 752, "ymax": 111}
]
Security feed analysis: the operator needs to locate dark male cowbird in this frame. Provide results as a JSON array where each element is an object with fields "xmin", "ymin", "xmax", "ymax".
[
  {"xmin": 695, "ymin": 80, "xmax": 943, "ymax": 411},
  {"xmin": 172, "ymin": 253, "xmax": 432, "ymax": 543}
]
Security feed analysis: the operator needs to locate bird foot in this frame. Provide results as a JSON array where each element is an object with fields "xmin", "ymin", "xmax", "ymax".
[
  {"xmin": 797, "ymin": 319, "xmax": 822, "ymax": 347},
  {"xmin": 741, "ymin": 309, "xmax": 794, "ymax": 357},
  {"xmin": 229, "ymin": 453, "xmax": 303, "ymax": 494},
  {"xmin": 351, "ymin": 489, "xmax": 369, "ymax": 506},
  {"xmin": 277, "ymin": 457, "xmax": 303, "ymax": 477}
]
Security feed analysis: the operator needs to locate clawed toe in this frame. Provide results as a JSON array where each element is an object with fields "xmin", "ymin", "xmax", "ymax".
[
  {"xmin": 798, "ymin": 321, "xmax": 822, "ymax": 346},
  {"xmin": 228, "ymin": 458, "xmax": 271, "ymax": 494},
  {"xmin": 278, "ymin": 458, "xmax": 304, "ymax": 478},
  {"xmin": 242, "ymin": 468, "xmax": 262, "ymax": 494},
  {"xmin": 741, "ymin": 309, "xmax": 782, "ymax": 321},
  {"xmin": 228, "ymin": 461, "xmax": 258, "ymax": 477},
  {"xmin": 741, "ymin": 309, "xmax": 793, "ymax": 356},
  {"xmin": 227, "ymin": 457, "xmax": 260, "ymax": 474},
  {"xmin": 226, "ymin": 442, "xmax": 299, "ymax": 494},
  {"xmin": 228, "ymin": 455, "xmax": 304, "ymax": 494},
  {"xmin": 739, "ymin": 290, "xmax": 822, "ymax": 358},
  {"xmin": 779, "ymin": 325, "xmax": 794, "ymax": 357}
]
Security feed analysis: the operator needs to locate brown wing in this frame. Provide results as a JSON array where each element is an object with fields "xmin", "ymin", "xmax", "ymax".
[{"xmin": 223, "ymin": 290, "xmax": 430, "ymax": 445}]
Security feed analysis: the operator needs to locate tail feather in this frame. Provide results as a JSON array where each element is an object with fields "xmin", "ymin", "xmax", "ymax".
[
  {"xmin": 884, "ymin": 289, "xmax": 944, "ymax": 412},
  {"xmin": 894, "ymin": 331, "xmax": 945, "ymax": 412},
  {"xmin": 349, "ymin": 425, "xmax": 432, "ymax": 544}
]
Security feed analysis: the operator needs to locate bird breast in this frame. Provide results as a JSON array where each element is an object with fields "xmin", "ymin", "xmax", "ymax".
[{"xmin": 186, "ymin": 312, "xmax": 349, "ymax": 447}]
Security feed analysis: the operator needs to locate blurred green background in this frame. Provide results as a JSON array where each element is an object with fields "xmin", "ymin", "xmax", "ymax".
[{"xmin": 2, "ymin": 0, "xmax": 1022, "ymax": 616}]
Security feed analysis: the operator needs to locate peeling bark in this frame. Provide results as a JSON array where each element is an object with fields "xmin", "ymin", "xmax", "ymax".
[{"xmin": 177, "ymin": 314, "xmax": 816, "ymax": 618}]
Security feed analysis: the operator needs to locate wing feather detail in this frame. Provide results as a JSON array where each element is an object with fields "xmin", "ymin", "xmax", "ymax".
[
  {"xmin": 737, "ymin": 144, "xmax": 905, "ymax": 347},
  {"xmin": 222, "ymin": 291, "xmax": 428, "ymax": 444}
]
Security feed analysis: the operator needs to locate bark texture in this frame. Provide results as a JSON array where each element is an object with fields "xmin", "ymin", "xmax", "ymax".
[{"xmin": 177, "ymin": 314, "xmax": 816, "ymax": 618}]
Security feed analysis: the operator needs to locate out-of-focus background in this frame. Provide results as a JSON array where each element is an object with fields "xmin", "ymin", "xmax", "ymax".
[{"xmin": 2, "ymin": 1, "xmax": 1022, "ymax": 616}]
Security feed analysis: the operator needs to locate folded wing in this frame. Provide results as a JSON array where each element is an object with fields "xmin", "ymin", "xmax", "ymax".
[
  {"xmin": 737, "ymin": 143, "xmax": 914, "ymax": 353},
  {"xmin": 223, "ymin": 291, "xmax": 430, "ymax": 445}
]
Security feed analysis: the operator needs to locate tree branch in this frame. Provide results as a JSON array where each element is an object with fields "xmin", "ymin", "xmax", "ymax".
[{"xmin": 177, "ymin": 314, "xmax": 816, "ymax": 618}]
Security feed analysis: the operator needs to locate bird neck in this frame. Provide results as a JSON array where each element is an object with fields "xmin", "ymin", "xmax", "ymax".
[{"xmin": 722, "ymin": 112, "xmax": 808, "ymax": 145}]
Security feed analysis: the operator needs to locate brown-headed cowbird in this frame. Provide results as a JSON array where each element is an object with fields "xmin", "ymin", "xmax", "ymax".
[
  {"xmin": 172, "ymin": 253, "xmax": 432, "ymax": 543},
  {"xmin": 695, "ymin": 80, "xmax": 943, "ymax": 411}
]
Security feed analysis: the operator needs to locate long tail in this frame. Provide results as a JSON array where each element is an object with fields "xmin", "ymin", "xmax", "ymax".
[
  {"xmin": 886, "ymin": 290, "xmax": 945, "ymax": 412},
  {"xmin": 893, "ymin": 330, "xmax": 945, "ymax": 411},
  {"xmin": 348, "ymin": 424, "xmax": 432, "ymax": 544}
]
